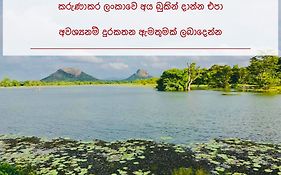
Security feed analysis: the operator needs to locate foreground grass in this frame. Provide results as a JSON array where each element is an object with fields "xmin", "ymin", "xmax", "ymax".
[{"xmin": 0, "ymin": 135, "xmax": 280, "ymax": 175}]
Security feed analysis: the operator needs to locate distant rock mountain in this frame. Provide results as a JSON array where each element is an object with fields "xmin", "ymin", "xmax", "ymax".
[
  {"xmin": 125, "ymin": 69, "xmax": 153, "ymax": 81},
  {"xmin": 41, "ymin": 68, "xmax": 98, "ymax": 82}
]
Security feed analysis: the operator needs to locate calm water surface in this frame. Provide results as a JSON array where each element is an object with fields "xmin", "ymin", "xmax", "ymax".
[{"xmin": 0, "ymin": 86, "xmax": 280, "ymax": 144}]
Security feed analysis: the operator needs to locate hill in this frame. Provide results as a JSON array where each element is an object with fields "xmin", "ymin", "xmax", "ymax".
[
  {"xmin": 124, "ymin": 69, "xmax": 153, "ymax": 81},
  {"xmin": 41, "ymin": 68, "xmax": 98, "ymax": 82}
]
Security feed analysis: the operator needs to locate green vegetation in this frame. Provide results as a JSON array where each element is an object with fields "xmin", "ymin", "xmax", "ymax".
[
  {"xmin": 1, "ymin": 135, "xmax": 280, "ymax": 175},
  {"xmin": 0, "ymin": 162, "xmax": 35, "ymax": 175},
  {"xmin": 172, "ymin": 167, "xmax": 208, "ymax": 175},
  {"xmin": 0, "ymin": 78, "xmax": 21, "ymax": 87},
  {"xmin": 0, "ymin": 78, "xmax": 158, "ymax": 88},
  {"xmin": 0, "ymin": 135, "xmax": 202, "ymax": 175},
  {"xmin": 1, "ymin": 56, "xmax": 281, "ymax": 93},
  {"xmin": 194, "ymin": 138, "xmax": 281, "ymax": 175},
  {"xmin": 157, "ymin": 56, "xmax": 281, "ymax": 92},
  {"xmin": 156, "ymin": 63, "xmax": 202, "ymax": 92}
]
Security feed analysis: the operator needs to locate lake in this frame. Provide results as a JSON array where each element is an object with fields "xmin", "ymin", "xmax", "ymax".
[{"xmin": 0, "ymin": 86, "xmax": 280, "ymax": 144}]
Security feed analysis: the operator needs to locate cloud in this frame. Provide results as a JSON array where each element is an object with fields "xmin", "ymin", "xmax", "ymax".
[
  {"xmin": 61, "ymin": 56, "xmax": 104, "ymax": 63},
  {"xmin": 150, "ymin": 62, "xmax": 170, "ymax": 69},
  {"xmin": 139, "ymin": 56, "xmax": 177, "ymax": 69},
  {"xmin": 101, "ymin": 62, "xmax": 129, "ymax": 70}
]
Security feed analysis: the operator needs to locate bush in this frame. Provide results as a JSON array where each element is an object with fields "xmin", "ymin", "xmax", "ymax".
[{"xmin": 0, "ymin": 163, "xmax": 35, "ymax": 175}]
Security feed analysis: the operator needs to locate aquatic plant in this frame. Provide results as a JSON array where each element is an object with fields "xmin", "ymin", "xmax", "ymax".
[
  {"xmin": 0, "ymin": 136, "xmax": 280, "ymax": 175},
  {"xmin": 193, "ymin": 138, "xmax": 281, "ymax": 175},
  {"xmin": 172, "ymin": 167, "xmax": 208, "ymax": 175},
  {"xmin": 0, "ymin": 162, "xmax": 36, "ymax": 175}
]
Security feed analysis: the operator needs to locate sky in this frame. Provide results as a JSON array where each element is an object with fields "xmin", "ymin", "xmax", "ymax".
[{"xmin": 0, "ymin": 1, "xmax": 280, "ymax": 80}]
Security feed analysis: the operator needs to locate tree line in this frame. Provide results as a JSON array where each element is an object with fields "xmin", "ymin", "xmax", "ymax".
[
  {"xmin": 156, "ymin": 56, "xmax": 281, "ymax": 91},
  {"xmin": 1, "ymin": 56, "xmax": 280, "ymax": 92},
  {"xmin": 0, "ymin": 78, "xmax": 158, "ymax": 87}
]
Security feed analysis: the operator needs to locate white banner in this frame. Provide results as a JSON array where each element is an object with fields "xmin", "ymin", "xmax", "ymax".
[{"xmin": 3, "ymin": 0, "xmax": 279, "ymax": 56}]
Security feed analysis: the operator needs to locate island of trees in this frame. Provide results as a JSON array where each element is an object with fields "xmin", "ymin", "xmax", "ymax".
[{"xmin": 156, "ymin": 56, "xmax": 281, "ymax": 92}]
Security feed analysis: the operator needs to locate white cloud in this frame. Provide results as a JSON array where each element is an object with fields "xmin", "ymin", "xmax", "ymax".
[
  {"xmin": 101, "ymin": 62, "xmax": 129, "ymax": 70},
  {"xmin": 150, "ymin": 62, "xmax": 170, "ymax": 69},
  {"xmin": 141, "ymin": 56, "xmax": 179, "ymax": 69},
  {"xmin": 62, "ymin": 56, "xmax": 104, "ymax": 63}
]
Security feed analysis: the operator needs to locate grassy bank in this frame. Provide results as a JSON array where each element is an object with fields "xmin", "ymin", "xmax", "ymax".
[
  {"xmin": 1, "ymin": 77, "xmax": 281, "ymax": 94},
  {"xmin": 0, "ymin": 135, "xmax": 280, "ymax": 175},
  {"xmin": 0, "ymin": 78, "xmax": 158, "ymax": 88},
  {"xmin": 0, "ymin": 83, "xmax": 157, "ymax": 90},
  {"xmin": 190, "ymin": 85, "xmax": 281, "ymax": 94},
  {"xmin": 236, "ymin": 85, "xmax": 281, "ymax": 93}
]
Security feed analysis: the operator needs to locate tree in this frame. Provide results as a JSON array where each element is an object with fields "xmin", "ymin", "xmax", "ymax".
[
  {"xmin": 184, "ymin": 63, "xmax": 202, "ymax": 91},
  {"xmin": 230, "ymin": 65, "xmax": 240, "ymax": 85},
  {"xmin": 156, "ymin": 69, "xmax": 185, "ymax": 91},
  {"xmin": 0, "ymin": 78, "xmax": 13, "ymax": 87},
  {"xmin": 278, "ymin": 57, "xmax": 281, "ymax": 79},
  {"xmin": 247, "ymin": 56, "xmax": 280, "ymax": 89},
  {"xmin": 208, "ymin": 65, "xmax": 232, "ymax": 89},
  {"xmin": 194, "ymin": 68, "xmax": 209, "ymax": 85},
  {"xmin": 156, "ymin": 63, "xmax": 202, "ymax": 92}
]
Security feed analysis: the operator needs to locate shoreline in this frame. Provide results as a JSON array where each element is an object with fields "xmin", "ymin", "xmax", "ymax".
[
  {"xmin": 1, "ymin": 85, "xmax": 281, "ymax": 95},
  {"xmin": 1, "ymin": 84, "xmax": 280, "ymax": 94},
  {"xmin": 0, "ymin": 135, "xmax": 280, "ymax": 175},
  {"xmin": 0, "ymin": 83, "xmax": 157, "ymax": 89}
]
